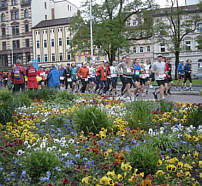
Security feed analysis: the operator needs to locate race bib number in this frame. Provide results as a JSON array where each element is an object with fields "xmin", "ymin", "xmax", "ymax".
[
  {"xmin": 135, "ymin": 70, "xmax": 140, "ymax": 75},
  {"xmin": 67, "ymin": 78, "xmax": 72, "ymax": 82},
  {"xmin": 60, "ymin": 76, "xmax": 64, "ymax": 80},
  {"xmin": 85, "ymin": 78, "xmax": 88, "ymax": 82},
  {"xmin": 159, "ymin": 73, "xmax": 165, "ymax": 79},
  {"xmin": 141, "ymin": 74, "xmax": 146, "ymax": 79},
  {"xmin": 127, "ymin": 68, "xmax": 131, "ymax": 73}
]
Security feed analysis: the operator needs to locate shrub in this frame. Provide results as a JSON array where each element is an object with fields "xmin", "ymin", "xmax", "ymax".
[
  {"xmin": 72, "ymin": 105, "xmax": 110, "ymax": 134},
  {"xmin": 184, "ymin": 106, "xmax": 202, "ymax": 128},
  {"xmin": 54, "ymin": 91, "xmax": 76, "ymax": 104},
  {"xmin": 0, "ymin": 89, "xmax": 12, "ymax": 102},
  {"xmin": 159, "ymin": 100, "xmax": 174, "ymax": 112},
  {"xmin": 125, "ymin": 144, "xmax": 159, "ymax": 176},
  {"xmin": 125, "ymin": 101, "xmax": 157, "ymax": 130},
  {"xmin": 23, "ymin": 150, "xmax": 60, "ymax": 180}
]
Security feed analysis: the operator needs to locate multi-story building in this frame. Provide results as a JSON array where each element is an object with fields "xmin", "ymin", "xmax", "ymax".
[
  {"xmin": 153, "ymin": 4, "xmax": 202, "ymax": 74},
  {"xmin": 32, "ymin": 17, "xmax": 73, "ymax": 66},
  {"xmin": 0, "ymin": 0, "xmax": 32, "ymax": 67},
  {"xmin": 31, "ymin": 0, "xmax": 78, "ymax": 27},
  {"xmin": 186, "ymin": 0, "xmax": 202, "ymax": 6}
]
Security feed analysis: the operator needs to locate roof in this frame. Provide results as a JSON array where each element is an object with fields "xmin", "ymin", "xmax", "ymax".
[{"xmin": 32, "ymin": 17, "xmax": 72, "ymax": 29}]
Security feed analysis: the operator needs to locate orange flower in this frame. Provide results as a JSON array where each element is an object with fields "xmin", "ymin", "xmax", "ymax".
[
  {"xmin": 131, "ymin": 129, "xmax": 138, "ymax": 135},
  {"xmin": 142, "ymin": 179, "xmax": 152, "ymax": 186},
  {"xmin": 92, "ymin": 148, "xmax": 99, "ymax": 155},
  {"xmin": 119, "ymin": 154, "xmax": 125, "ymax": 162},
  {"xmin": 114, "ymin": 152, "xmax": 119, "ymax": 159}
]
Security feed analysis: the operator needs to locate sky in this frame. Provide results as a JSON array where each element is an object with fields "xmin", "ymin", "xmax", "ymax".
[{"xmin": 72, "ymin": 0, "xmax": 186, "ymax": 8}]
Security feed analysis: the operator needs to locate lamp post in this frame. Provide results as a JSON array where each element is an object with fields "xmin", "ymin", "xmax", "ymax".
[{"xmin": 90, "ymin": 0, "xmax": 93, "ymax": 58}]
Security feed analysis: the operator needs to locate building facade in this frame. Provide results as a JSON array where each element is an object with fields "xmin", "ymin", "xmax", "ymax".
[
  {"xmin": 31, "ymin": 0, "xmax": 78, "ymax": 27},
  {"xmin": 0, "ymin": 0, "xmax": 32, "ymax": 67},
  {"xmin": 32, "ymin": 18, "xmax": 73, "ymax": 66}
]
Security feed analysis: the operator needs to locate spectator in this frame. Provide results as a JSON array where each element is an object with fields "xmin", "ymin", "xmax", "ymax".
[
  {"xmin": 48, "ymin": 65, "xmax": 60, "ymax": 88},
  {"xmin": 27, "ymin": 61, "xmax": 38, "ymax": 90}
]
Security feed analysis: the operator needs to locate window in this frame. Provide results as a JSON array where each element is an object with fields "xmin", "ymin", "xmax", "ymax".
[
  {"xmin": 45, "ymin": 15, "xmax": 47, "ymax": 20},
  {"xmin": 36, "ymin": 40, "xmax": 40, "ymax": 48},
  {"xmin": 78, "ymin": 55, "xmax": 81, "ymax": 63},
  {"xmin": 25, "ymin": 52, "xmax": 30, "ymax": 63},
  {"xmin": 185, "ymin": 41, "xmax": 191, "ymax": 51},
  {"xmin": 44, "ymin": 2, "xmax": 47, "ymax": 9},
  {"xmin": 67, "ymin": 53, "xmax": 71, "ymax": 60},
  {"xmin": 37, "ymin": 55, "xmax": 40, "ymax": 62},
  {"xmin": 59, "ymin": 53, "xmax": 63, "ymax": 61},
  {"xmin": 12, "ymin": 25, "xmax": 19, "ymax": 35},
  {"xmin": 147, "ymin": 46, "xmax": 150, "ymax": 52},
  {"xmin": 11, "ymin": 10, "xmax": 19, "ymax": 20},
  {"xmin": 25, "ymin": 23, "xmax": 29, "ymax": 32},
  {"xmin": 1, "ymin": 0, "xmax": 7, "ymax": 8},
  {"xmin": 84, "ymin": 56, "xmax": 87, "ymax": 62},
  {"xmin": 11, "ymin": 0, "xmax": 18, "ymax": 6},
  {"xmin": 2, "ymin": 27, "xmax": 6, "ymax": 36},
  {"xmin": 66, "ymin": 37, "xmax": 70, "ymax": 45},
  {"xmin": 2, "ymin": 41, "xmax": 6, "ymax": 50},
  {"xmin": 140, "ymin": 46, "xmax": 144, "ymax": 53},
  {"xmin": 198, "ymin": 59, "xmax": 202, "ymax": 69},
  {"xmin": 44, "ymin": 40, "xmax": 47, "ymax": 48},
  {"xmin": 51, "ymin": 39, "xmax": 54, "ymax": 47},
  {"xmin": 52, "ymin": 53, "xmax": 55, "ymax": 61},
  {"xmin": 160, "ymin": 43, "xmax": 165, "ymax": 53},
  {"xmin": 24, "ymin": 9, "xmax": 28, "ymax": 18},
  {"xmin": 12, "ymin": 40, "xmax": 20, "ymax": 49},
  {"xmin": 59, "ymin": 38, "xmax": 62, "ymax": 46},
  {"xmin": 25, "ymin": 39, "xmax": 29, "ymax": 47},
  {"xmin": 1, "ymin": 13, "xmax": 6, "ymax": 22},
  {"xmin": 44, "ymin": 54, "xmax": 48, "ymax": 62},
  {"xmin": 133, "ymin": 47, "xmax": 136, "ymax": 53},
  {"xmin": 196, "ymin": 23, "xmax": 202, "ymax": 33}
]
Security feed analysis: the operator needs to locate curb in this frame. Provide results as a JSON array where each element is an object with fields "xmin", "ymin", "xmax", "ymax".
[{"xmin": 170, "ymin": 91, "xmax": 200, "ymax": 96}]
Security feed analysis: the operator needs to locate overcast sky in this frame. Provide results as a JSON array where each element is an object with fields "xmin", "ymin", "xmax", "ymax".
[{"xmin": 72, "ymin": 0, "xmax": 186, "ymax": 8}]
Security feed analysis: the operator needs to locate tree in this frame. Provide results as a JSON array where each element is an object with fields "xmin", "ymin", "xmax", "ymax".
[
  {"xmin": 153, "ymin": 0, "xmax": 202, "ymax": 79},
  {"xmin": 70, "ymin": 0, "xmax": 157, "ymax": 64}
]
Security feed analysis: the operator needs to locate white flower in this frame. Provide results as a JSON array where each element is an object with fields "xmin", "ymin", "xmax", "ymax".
[
  {"xmin": 47, "ymin": 147, "xmax": 52, "ymax": 152},
  {"xmin": 60, "ymin": 137, "xmax": 66, "ymax": 144},
  {"xmin": 68, "ymin": 138, "xmax": 74, "ymax": 144},
  {"xmin": 148, "ymin": 128, "xmax": 153, "ymax": 136},
  {"xmin": 24, "ymin": 141, "xmax": 29, "ymax": 146},
  {"xmin": 34, "ymin": 147, "xmax": 40, "ymax": 151},
  {"xmin": 60, "ymin": 143, "xmax": 66, "ymax": 147},
  {"xmin": 17, "ymin": 150, "xmax": 24, "ymax": 156},
  {"xmin": 52, "ymin": 146, "xmax": 57, "ymax": 151},
  {"xmin": 40, "ymin": 142, "xmax": 46, "ymax": 149},
  {"xmin": 53, "ymin": 139, "xmax": 60, "ymax": 143},
  {"xmin": 27, "ymin": 145, "xmax": 31, "ymax": 149}
]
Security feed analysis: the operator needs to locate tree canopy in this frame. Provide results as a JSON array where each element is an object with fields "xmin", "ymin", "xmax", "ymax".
[{"xmin": 70, "ymin": 0, "xmax": 157, "ymax": 63}]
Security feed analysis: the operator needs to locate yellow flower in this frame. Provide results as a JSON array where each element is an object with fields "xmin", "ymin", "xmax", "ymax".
[
  {"xmin": 139, "ymin": 172, "xmax": 144, "ymax": 178},
  {"xmin": 193, "ymin": 181, "xmax": 199, "ymax": 186},
  {"xmin": 193, "ymin": 151, "xmax": 198, "ymax": 159},
  {"xmin": 177, "ymin": 162, "xmax": 183, "ymax": 169},
  {"xmin": 156, "ymin": 170, "xmax": 164, "ymax": 176},
  {"xmin": 107, "ymin": 178, "xmax": 114, "ymax": 185},
  {"xmin": 171, "ymin": 165, "xmax": 177, "ymax": 172},
  {"xmin": 157, "ymin": 160, "xmax": 162, "ymax": 166},
  {"xmin": 121, "ymin": 162, "xmax": 132, "ymax": 172},
  {"xmin": 104, "ymin": 152, "xmax": 109, "ymax": 158},
  {"xmin": 192, "ymin": 136, "xmax": 199, "ymax": 142},
  {"xmin": 177, "ymin": 171, "xmax": 183, "ymax": 178},
  {"xmin": 107, "ymin": 171, "xmax": 116, "ymax": 179},
  {"xmin": 185, "ymin": 171, "xmax": 191, "ymax": 177},
  {"xmin": 200, "ymin": 173, "xmax": 202, "ymax": 179},
  {"xmin": 117, "ymin": 174, "xmax": 123, "ymax": 182},
  {"xmin": 82, "ymin": 177, "xmax": 89, "ymax": 185},
  {"xmin": 100, "ymin": 176, "xmax": 109, "ymax": 185},
  {"xmin": 199, "ymin": 161, "xmax": 202, "ymax": 168}
]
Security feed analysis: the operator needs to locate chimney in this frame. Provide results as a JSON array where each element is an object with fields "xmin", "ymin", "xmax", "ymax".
[{"xmin": 51, "ymin": 8, "xmax": 55, "ymax": 19}]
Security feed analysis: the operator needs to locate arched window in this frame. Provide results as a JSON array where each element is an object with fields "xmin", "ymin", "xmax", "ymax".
[
  {"xmin": 1, "ymin": 13, "xmax": 6, "ymax": 22},
  {"xmin": 24, "ymin": 9, "xmax": 28, "ymax": 18}
]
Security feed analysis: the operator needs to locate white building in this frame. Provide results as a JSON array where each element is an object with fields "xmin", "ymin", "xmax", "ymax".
[
  {"xmin": 31, "ymin": 0, "xmax": 78, "ymax": 27},
  {"xmin": 185, "ymin": 0, "xmax": 202, "ymax": 5}
]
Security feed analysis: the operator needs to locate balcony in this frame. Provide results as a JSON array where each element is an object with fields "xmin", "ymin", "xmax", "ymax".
[
  {"xmin": 0, "ymin": 4, "xmax": 8, "ymax": 11},
  {"xmin": 21, "ymin": 0, "xmax": 31, "ymax": 7}
]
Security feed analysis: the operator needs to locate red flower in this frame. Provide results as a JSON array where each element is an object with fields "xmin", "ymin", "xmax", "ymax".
[{"xmin": 62, "ymin": 178, "xmax": 69, "ymax": 185}]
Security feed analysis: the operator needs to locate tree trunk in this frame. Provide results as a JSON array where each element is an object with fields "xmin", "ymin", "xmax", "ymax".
[{"xmin": 174, "ymin": 50, "xmax": 180, "ymax": 80}]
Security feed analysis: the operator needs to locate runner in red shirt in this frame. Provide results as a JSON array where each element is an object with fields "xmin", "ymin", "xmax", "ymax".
[{"xmin": 77, "ymin": 63, "xmax": 89, "ymax": 93}]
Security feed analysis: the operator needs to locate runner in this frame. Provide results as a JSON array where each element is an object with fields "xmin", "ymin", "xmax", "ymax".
[
  {"xmin": 110, "ymin": 61, "xmax": 118, "ymax": 96},
  {"xmin": 71, "ymin": 63, "xmax": 78, "ymax": 93},
  {"xmin": 64, "ymin": 63, "xmax": 72, "ymax": 90},
  {"xmin": 117, "ymin": 56, "xmax": 133, "ymax": 100},
  {"xmin": 139, "ymin": 63, "xmax": 147, "ymax": 97},
  {"xmin": 165, "ymin": 58, "xmax": 173, "ymax": 95},
  {"xmin": 37, "ymin": 67, "xmax": 45, "ymax": 89},
  {"xmin": 183, "ymin": 59, "xmax": 193, "ymax": 91},
  {"xmin": 151, "ymin": 55, "xmax": 166, "ymax": 101},
  {"xmin": 176, "ymin": 61, "xmax": 185, "ymax": 90},
  {"xmin": 48, "ymin": 65, "xmax": 60, "ymax": 88},
  {"xmin": 96, "ymin": 61, "xmax": 110, "ymax": 95},
  {"xmin": 59, "ymin": 65, "xmax": 65, "ymax": 90},
  {"xmin": 144, "ymin": 60, "xmax": 151, "ymax": 94},
  {"xmin": 87, "ymin": 63, "xmax": 96, "ymax": 93},
  {"xmin": 77, "ymin": 63, "xmax": 89, "ymax": 93},
  {"xmin": 27, "ymin": 61, "xmax": 38, "ymax": 90},
  {"xmin": 133, "ymin": 58, "xmax": 141, "ymax": 98}
]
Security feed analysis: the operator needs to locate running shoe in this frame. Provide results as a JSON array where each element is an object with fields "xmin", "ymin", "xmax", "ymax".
[{"xmin": 153, "ymin": 92, "xmax": 158, "ymax": 100}]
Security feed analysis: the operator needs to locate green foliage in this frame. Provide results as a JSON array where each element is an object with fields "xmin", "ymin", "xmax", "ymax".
[
  {"xmin": 55, "ymin": 91, "xmax": 75, "ymax": 103},
  {"xmin": 159, "ymin": 100, "xmax": 174, "ymax": 112},
  {"xmin": 184, "ymin": 106, "xmax": 202, "ymax": 128},
  {"xmin": 149, "ymin": 133, "xmax": 178, "ymax": 152},
  {"xmin": 23, "ymin": 150, "xmax": 60, "ymax": 180},
  {"xmin": 72, "ymin": 105, "xmax": 111, "ymax": 134},
  {"xmin": 26, "ymin": 88, "xmax": 58, "ymax": 101},
  {"xmin": 125, "ymin": 101, "xmax": 157, "ymax": 129},
  {"xmin": 125, "ymin": 144, "xmax": 159, "ymax": 176}
]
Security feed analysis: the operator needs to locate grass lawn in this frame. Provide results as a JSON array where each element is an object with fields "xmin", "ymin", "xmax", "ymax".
[{"xmin": 152, "ymin": 79, "xmax": 202, "ymax": 86}]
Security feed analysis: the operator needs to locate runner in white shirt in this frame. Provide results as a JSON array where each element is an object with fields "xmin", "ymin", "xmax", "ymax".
[
  {"xmin": 87, "ymin": 63, "xmax": 96, "ymax": 93},
  {"xmin": 151, "ymin": 55, "xmax": 166, "ymax": 100},
  {"xmin": 110, "ymin": 61, "xmax": 118, "ymax": 96},
  {"xmin": 144, "ymin": 60, "xmax": 151, "ymax": 94},
  {"xmin": 139, "ymin": 63, "xmax": 147, "ymax": 97}
]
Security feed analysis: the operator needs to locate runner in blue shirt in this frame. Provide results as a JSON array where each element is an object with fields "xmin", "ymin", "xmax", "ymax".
[
  {"xmin": 71, "ymin": 63, "xmax": 78, "ymax": 92},
  {"xmin": 133, "ymin": 59, "xmax": 141, "ymax": 98}
]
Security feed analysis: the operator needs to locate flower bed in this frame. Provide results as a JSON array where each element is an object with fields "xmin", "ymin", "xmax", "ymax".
[{"xmin": 0, "ymin": 92, "xmax": 201, "ymax": 186}]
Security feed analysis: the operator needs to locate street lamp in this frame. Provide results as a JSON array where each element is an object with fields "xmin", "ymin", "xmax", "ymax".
[{"xmin": 90, "ymin": 0, "xmax": 93, "ymax": 58}]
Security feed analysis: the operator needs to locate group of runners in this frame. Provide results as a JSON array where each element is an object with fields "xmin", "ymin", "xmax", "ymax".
[{"xmin": 0, "ymin": 56, "xmax": 193, "ymax": 101}]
